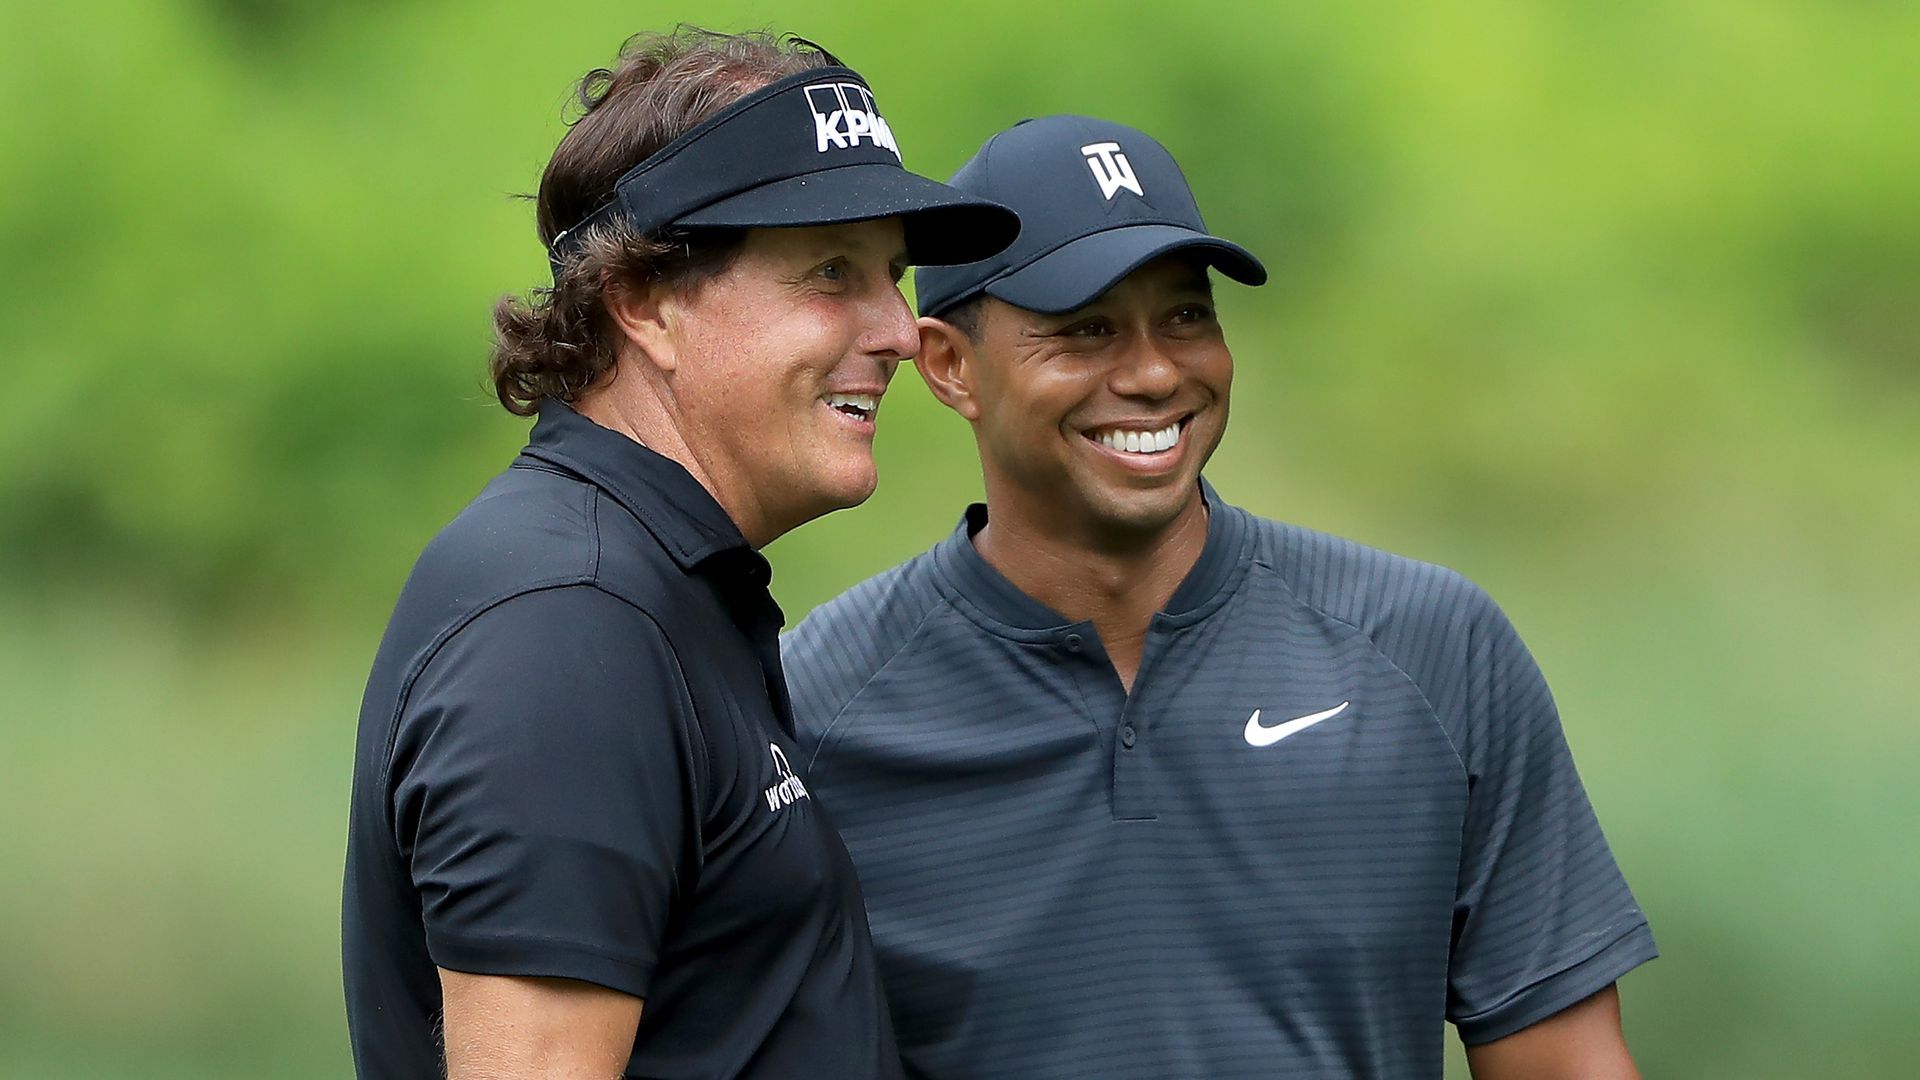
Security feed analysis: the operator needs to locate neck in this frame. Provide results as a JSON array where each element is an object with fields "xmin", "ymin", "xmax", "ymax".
[
  {"xmin": 574, "ymin": 381, "xmax": 775, "ymax": 548},
  {"xmin": 974, "ymin": 487, "xmax": 1210, "ymax": 691}
]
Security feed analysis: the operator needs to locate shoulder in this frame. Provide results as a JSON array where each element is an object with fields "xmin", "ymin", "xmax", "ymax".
[
  {"xmin": 1233, "ymin": 509, "xmax": 1514, "ymax": 697},
  {"xmin": 784, "ymin": 548, "xmax": 947, "ymax": 669},
  {"xmin": 781, "ymin": 549, "xmax": 947, "ymax": 741},
  {"xmin": 411, "ymin": 585, "xmax": 685, "ymax": 723},
  {"xmin": 382, "ymin": 462, "xmax": 693, "ymax": 662},
  {"xmin": 448, "ymin": 581, "xmax": 674, "ymax": 656},
  {"xmin": 393, "ymin": 464, "xmax": 601, "ymax": 629},
  {"xmin": 391, "ymin": 585, "xmax": 694, "ymax": 782},
  {"xmin": 366, "ymin": 466, "xmax": 688, "ymax": 746},
  {"xmin": 1240, "ymin": 511, "xmax": 1496, "ymax": 633}
]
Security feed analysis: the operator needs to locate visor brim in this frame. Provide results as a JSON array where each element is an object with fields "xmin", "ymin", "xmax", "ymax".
[{"xmin": 675, "ymin": 163, "xmax": 1021, "ymax": 266}]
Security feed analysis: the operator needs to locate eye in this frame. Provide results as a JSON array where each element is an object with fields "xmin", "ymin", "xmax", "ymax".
[
  {"xmin": 816, "ymin": 259, "xmax": 847, "ymax": 282},
  {"xmin": 1171, "ymin": 302, "xmax": 1215, "ymax": 324},
  {"xmin": 1056, "ymin": 317, "xmax": 1115, "ymax": 339}
]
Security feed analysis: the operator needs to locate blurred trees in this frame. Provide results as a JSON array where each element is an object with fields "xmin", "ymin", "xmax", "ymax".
[{"xmin": 2, "ymin": 0, "xmax": 1912, "ymax": 621}]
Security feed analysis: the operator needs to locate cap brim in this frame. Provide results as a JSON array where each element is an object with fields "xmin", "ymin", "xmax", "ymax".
[
  {"xmin": 674, "ymin": 162, "xmax": 1020, "ymax": 266},
  {"xmin": 986, "ymin": 223, "xmax": 1267, "ymax": 314}
]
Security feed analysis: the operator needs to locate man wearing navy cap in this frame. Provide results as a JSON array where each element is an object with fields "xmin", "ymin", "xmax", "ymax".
[
  {"xmin": 783, "ymin": 116, "xmax": 1654, "ymax": 1079},
  {"xmin": 341, "ymin": 29, "xmax": 1016, "ymax": 1079}
]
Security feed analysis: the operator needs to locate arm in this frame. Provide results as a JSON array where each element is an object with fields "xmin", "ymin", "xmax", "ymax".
[
  {"xmin": 1465, "ymin": 984, "xmax": 1639, "ymax": 1080},
  {"xmin": 390, "ymin": 589, "xmax": 699, "ymax": 1075},
  {"xmin": 1440, "ymin": 588, "xmax": 1657, "ymax": 1046},
  {"xmin": 439, "ymin": 970, "xmax": 643, "ymax": 1080}
]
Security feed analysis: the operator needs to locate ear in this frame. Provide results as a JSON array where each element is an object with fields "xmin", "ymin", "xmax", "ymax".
[
  {"xmin": 914, "ymin": 316, "xmax": 982, "ymax": 422},
  {"xmin": 602, "ymin": 276, "xmax": 680, "ymax": 373}
]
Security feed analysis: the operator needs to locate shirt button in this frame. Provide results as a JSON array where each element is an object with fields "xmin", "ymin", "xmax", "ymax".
[
  {"xmin": 1064, "ymin": 633, "xmax": 1083, "ymax": 652},
  {"xmin": 1120, "ymin": 725, "xmax": 1137, "ymax": 749}
]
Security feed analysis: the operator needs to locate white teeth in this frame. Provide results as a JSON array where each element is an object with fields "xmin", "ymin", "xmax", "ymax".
[
  {"xmin": 826, "ymin": 393, "xmax": 878, "ymax": 418},
  {"xmin": 1096, "ymin": 422, "xmax": 1182, "ymax": 454}
]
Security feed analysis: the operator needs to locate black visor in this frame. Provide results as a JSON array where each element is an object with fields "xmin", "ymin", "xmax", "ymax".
[{"xmin": 548, "ymin": 67, "xmax": 1019, "ymax": 274}]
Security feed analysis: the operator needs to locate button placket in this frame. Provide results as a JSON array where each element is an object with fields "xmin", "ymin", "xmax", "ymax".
[{"xmin": 1110, "ymin": 620, "xmax": 1184, "ymax": 822}]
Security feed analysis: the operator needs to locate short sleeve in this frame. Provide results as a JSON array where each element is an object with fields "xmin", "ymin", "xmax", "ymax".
[
  {"xmin": 387, "ymin": 585, "xmax": 698, "ymax": 999},
  {"xmin": 1445, "ymin": 593, "xmax": 1657, "ymax": 1044}
]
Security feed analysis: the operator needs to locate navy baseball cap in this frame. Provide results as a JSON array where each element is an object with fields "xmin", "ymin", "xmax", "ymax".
[
  {"xmin": 915, "ymin": 115, "xmax": 1266, "ymax": 318},
  {"xmin": 548, "ymin": 67, "xmax": 1020, "ymax": 275}
]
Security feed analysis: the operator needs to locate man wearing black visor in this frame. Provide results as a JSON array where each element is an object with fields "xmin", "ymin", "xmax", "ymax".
[{"xmin": 342, "ymin": 29, "xmax": 1015, "ymax": 1079}]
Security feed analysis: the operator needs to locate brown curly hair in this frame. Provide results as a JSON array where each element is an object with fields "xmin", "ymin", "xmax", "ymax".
[{"xmin": 489, "ymin": 27, "xmax": 834, "ymax": 416}]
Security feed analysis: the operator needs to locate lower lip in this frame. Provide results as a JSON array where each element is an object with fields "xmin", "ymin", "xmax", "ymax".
[
  {"xmin": 1082, "ymin": 425, "xmax": 1189, "ymax": 474},
  {"xmin": 823, "ymin": 401, "xmax": 877, "ymax": 437}
]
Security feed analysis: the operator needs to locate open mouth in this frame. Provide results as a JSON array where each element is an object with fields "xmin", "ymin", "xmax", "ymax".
[
  {"xmin": 825, "ymin": 392, "xmax": 879, "ymax": 423},
  {"xmin": 1084, "ymin": 416, "xmax": 1189, "ymax": 456}
]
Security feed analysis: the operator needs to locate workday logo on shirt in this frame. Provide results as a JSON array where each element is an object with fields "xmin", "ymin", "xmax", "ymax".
[
  {"xmin": 803, "ymin": 81, "xmax": 900, "ymax": 158},
  {"xmin": 763, "ymin": 744, "xmax": 812, "ymax": 814}
]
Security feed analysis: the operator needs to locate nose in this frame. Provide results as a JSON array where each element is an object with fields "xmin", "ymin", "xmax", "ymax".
[
  {"xmin": 1109, "ymin": 335, "xmax": 1181, "ymax": 400},
  {"xmin": 858, "ymin": 283, "xmax": 920, "ymax": 366}
]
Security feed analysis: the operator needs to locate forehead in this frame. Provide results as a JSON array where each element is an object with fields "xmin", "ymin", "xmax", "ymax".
[{"xmin": 742, "ymin": 218, "xmax": 908, "ymax": 261}]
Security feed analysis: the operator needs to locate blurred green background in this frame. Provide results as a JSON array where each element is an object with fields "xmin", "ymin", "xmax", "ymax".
[{"xmin": 3, "ymin": 0, "xmax": 1915, "ymax": 1076}]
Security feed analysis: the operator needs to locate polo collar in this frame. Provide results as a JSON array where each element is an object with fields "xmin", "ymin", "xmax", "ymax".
[
  {"xmin": 518, "ymin": 399, "xmax": 754, "ymax": 572},
  {"xmin": 930, "ymin": 478, "xmax": 1252, "ymax": 635}
]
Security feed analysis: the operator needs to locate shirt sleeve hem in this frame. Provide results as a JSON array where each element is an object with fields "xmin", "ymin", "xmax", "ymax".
[
  {"xmin": 426, "ymin": 928, "xmax": 656, "ymax": 1000},
  {"xmin": 1453, "ymin": 920, "xmax": 1659, "ymax": 1046}
]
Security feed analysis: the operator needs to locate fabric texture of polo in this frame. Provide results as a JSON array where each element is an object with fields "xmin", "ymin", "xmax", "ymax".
[
  {"xmin": 782, "ymin": 484, "xmax": 1656, "ymax": 1080},
  {"xmin": 344, "ymin": 401, "xmax": 902, "ymax": 1080}
]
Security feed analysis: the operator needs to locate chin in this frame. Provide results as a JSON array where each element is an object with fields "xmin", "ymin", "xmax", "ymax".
[
  {"xmin": 797, "ymin": 458, "xmax": 880, "ymax": 517},
  {"xmin": 1086, "ymin": 484, "xmax": 1199, "ymax": 536},
  {"xmin": 834, "ymin": 475, "xmax": 880, "ymax": 511}
]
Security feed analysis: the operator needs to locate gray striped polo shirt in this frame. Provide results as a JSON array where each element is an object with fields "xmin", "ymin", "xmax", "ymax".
[{"xmin": 783, "ymin": 487, "xmax": 1655, "ymax": 1079}]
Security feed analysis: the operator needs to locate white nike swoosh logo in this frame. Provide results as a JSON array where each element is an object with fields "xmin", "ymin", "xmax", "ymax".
[{"xmin": 1243, "ymin": 701, "xmax": 1351, "ymax": 747}]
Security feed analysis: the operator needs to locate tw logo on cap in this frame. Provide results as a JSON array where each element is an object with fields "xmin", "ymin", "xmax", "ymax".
[
  {"xmin": 1081, "ymin": 141, "xmax": 1143, "ymax": 200},
  {"xmin": 805, "ymin": 82, "xmax": 900, "ymax": 158}
]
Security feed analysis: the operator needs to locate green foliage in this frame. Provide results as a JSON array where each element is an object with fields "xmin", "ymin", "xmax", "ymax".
[
  {"xmin": 2, "ymin": 1, "xmax": 1915, "ymax": 1077},
  {"xmin": 3, "ymin": 0, "xmax": 1914, "ymax": 617}
]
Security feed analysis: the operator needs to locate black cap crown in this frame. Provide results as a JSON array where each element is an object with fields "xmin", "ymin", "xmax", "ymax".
[{"xmin": 915, "ymin": 115, "xmax": 1266, "ymax": 317}]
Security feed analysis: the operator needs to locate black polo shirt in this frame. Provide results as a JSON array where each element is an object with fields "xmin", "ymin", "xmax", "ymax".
[{"xmin": 343, "ymin": 401, "xmax": 902, "ymax": 1079}]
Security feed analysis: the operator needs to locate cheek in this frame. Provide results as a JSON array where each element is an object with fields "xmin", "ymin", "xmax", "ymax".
[
  {"xmin": 1027, "ymin": 369, "xmax": 1104, "ymax": 442},
  {"xmin": 981, "ymin": 371, "xmax": 1086, "ymax": 463},
  {"xmin": 989, "ymin": 361, "xmax": 1069, "ymax": 416},
  {"xmin": 1192, "ymin": 343, "xmax": 1233, "ymax": 399},
  {"xmin": 781, "ymin": 297, "xmax": 857, "ymax": 354},
  {"xmin": 677, "ymin": 323, "xmax": 822, "ymax": 423},
  {"xmin": 764, "ymin": 308, "xmax": 857, "ymax": 406}
]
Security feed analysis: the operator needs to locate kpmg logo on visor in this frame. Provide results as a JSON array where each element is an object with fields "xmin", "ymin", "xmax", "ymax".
[{"xmin": 804, "ymin": 81, "xmax": 900, "ymax": 158}]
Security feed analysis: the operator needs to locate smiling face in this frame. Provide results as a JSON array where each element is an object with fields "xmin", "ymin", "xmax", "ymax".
[
  {"xmin": 647, "ymin": 219, "xmax": 914, "ymax": 544},
  {"xmin": 923, "ymin": 255, "xmax": 1232, "ymax": 546}
]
